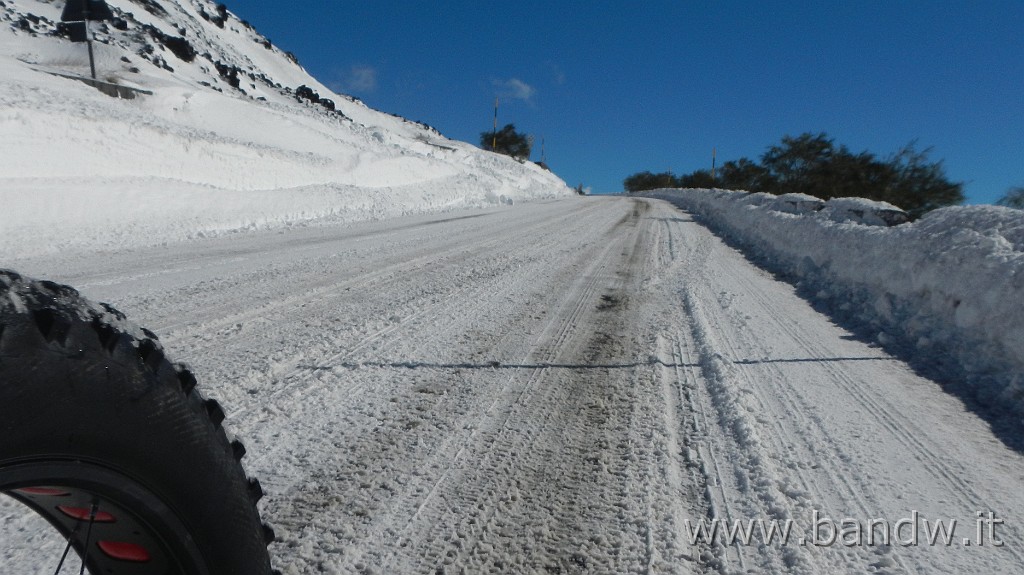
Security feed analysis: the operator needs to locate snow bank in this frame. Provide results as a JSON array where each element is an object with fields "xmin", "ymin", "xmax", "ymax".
[
  {"xmin": 0, "ymin": 177, "xmax": 534, "ymax": 257},
  {"xmin": 0, "ymin": 67, "xmax": 568, "ymax": 258},
  {"xmin": 646, "ymin": 188, "xmax": 1024, "ymax": 415},
  {"xmin": 0, "ymin": 1, "xmax": 573, "ymax": 259}
]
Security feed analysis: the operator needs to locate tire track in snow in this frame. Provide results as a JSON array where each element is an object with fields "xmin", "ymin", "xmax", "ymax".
[
  {"xmin": 684, "ymin": 277, "xmax": 869, "ymax": 574},
  {"xmin": 368, "ymin": 242, "xmax": 623, "ymax": 544},
  {"xmin": 152, "ymin": 203, "xmax": 605, "ymax": 340},
  {"xmin": 232, "ymin": 205, "xmax": 619, "ymax": 488},
  {"xmin": 656, "ymin": 223, "xmax": 773, "ymax": 573},
  {"xmin": 714, "ymin": 256, "xmax": 1024, "ymax": 569},
  {"xmin": 226, "ymin": 201, "xmax": 630, "ymax": 572},
  {"xmin": 364, "ymin": 199, "xmax": 704, "ymax": 574},
  {"xmin": 379, "ymin": 235, "xmax": 622, "ymax": 573},
  {"xmin": 262, "ymin": 220, "xmax": 615, "ymax": 529},
  {"xmin": 651, "ymin": 198, "xmax": 1024, "ymax": 575},
  {"xmin": 656, "ymin": 210, "xmax": 859, "ymax": 573},
  {"xmin": 158, "ymin": 202, "xmax": 609, "ymax": 408}
]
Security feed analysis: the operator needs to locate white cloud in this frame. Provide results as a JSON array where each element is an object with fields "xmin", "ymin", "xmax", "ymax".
[
  {"xmin": 494, "ymin": 78, "xmax": 535, "ymax": 101},
  {"xmin": 332, "ymin": 65, "xmax": 377, "ymax": 94},
  {"xmin": 347, "ymin": 65, "xmax": 377, "ymax": 92}
]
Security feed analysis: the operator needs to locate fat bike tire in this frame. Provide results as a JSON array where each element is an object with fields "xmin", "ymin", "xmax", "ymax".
[{"xmin": 0, "ymin": 270, "xmax": 276, "ymax": 574}]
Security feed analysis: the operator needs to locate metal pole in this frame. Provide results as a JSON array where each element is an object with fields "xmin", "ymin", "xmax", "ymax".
[
  {"xmin": 86, "ymin": 31, "xmax": 96, "ymax": 80},
  {"xmin": 492, "ymin": 97, "xmax": 498, "ymax": 151},
  {"xmin": 83, "ymin": 0, "xmax": 96, "ymax": 80},
  {"xmin": 711, "ymin": 147, "xmax": 717, "ymax": 184}
]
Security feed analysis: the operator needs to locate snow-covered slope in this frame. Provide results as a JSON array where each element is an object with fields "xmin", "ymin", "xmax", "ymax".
[
  {"xmin": 0, "ymin": 0, "xmax": 572, "ymax": 258},
  {"xmin": 645, "ymin": 188, "xmax": 1024, "ymax": 417}
]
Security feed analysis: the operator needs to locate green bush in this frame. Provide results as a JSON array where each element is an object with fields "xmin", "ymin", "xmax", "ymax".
[
  {"xmin": 626, "ymin": 133, "xmax": 965, "ymax": 218},
  {"xmin": 623, "ymin": 171, "xmax": 678, "ymax": 192},
  {"xmin": 481, "ymin": 124, "xmax": 531, "ymax": 161},
  {"xmin": 996, "ymin": 187, "xmax": 1024, "ymax": 209}
]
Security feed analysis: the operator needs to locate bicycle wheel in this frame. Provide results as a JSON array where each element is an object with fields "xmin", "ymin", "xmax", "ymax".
[{"xmin": 0, "ymin": 270, "xmax": 276, "ymax": 574}]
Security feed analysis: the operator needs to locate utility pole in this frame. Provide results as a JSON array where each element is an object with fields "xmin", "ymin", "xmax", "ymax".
[
  {"xmin": 711, "ymin": 147, "xmax": 717, "ymax": 184},
  {"xmin": 492, "ymin": 97, "xmax": 499, "ymax": 152},
  {"xmin": 61, "ymin": 0, "xmax": 114, "ymax": 81},
  {"xmin": 541, "ymin": 136, "xmax": 546, "ymax": 163},
  {"xmin": 83, "ymin": 0, "xmax": 96, "ymax": 79}
]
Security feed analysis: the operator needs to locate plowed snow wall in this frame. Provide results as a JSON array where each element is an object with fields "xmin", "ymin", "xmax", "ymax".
[{"xmin": 647, "ymin": 188, "xmax": 1024, "ymax": 415}]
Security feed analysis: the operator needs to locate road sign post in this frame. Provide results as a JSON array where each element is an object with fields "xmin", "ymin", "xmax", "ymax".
[{"xmin": 60, "ymin": 0, "xmax": 114, "ymax": 80}]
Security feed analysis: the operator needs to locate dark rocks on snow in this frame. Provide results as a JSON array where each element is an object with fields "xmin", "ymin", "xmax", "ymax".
[
  {"xmin": 214, "ymin": 61, "xmax": 241, "ymax": 88},
  {"xmin": 133, "ymin": 0, "xmax": 167, "ymax": 17},
  {"xmin": 294, "ymin": 85, "xmax": 345, "ymax": 115},
  {"xmin": 16, "ymin": 11, "xmax": 52, "ymax": 33},
  {"xmin": 406, "ymin": 118, "xmax": 441, "ymax": 136},
  {"xmin": 162, "ymin": 34, "xmax": 195, "ymax": 62},
  {"xmin": 199, "ymin": 8, "xmax": 225, "ymax": 28},
  {"xmin": 142, "ymin": 24, "xmax": 195, "ymax": 63},
  {"xmin": 295, "ymin": 85, "xmax": 320, "ymax": 104},
  {"xmin": 55, "ymin": 21, "xmax": 89, "ymax": 41},
  {"xmin": 154, "ymin": 56, "xmax": 173, "ymax": 72}
]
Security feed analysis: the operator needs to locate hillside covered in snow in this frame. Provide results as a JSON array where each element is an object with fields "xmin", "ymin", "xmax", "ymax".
[{"xmin": 0, "ymin": 0, "xmax": 573, "ymax": 259}]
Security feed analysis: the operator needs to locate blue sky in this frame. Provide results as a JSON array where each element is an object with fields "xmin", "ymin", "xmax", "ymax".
[{"xmin": 226, "ymin": 1, "xmax": 1022, "ymax": 202}]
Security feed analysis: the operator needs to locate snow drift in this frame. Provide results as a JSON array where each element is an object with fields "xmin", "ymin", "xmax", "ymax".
[
  {"xmin": 646, "ymin": 188, "xmax": 1024, "ymax": 416},
  {"xmin": 0, "ymin": 0, "xmax": 572, "ymax": 259}
]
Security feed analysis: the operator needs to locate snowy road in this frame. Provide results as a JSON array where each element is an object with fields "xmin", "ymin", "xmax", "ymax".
[{"xmin": 4, "ymin": 196, "xmax": 1023, "ymax": 574}]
